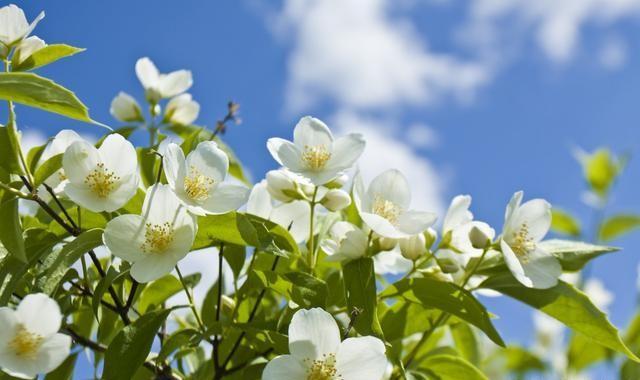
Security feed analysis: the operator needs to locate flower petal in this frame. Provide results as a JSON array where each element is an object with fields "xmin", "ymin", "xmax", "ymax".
[
  {"xmin": 62, "ymin": 140, "xmax": 99, "ymax": 184},
  {"xmin": 246, "ymin": 181, "xmax": 273, "ymax": 219},
  {"xmin": 35, "ymin": 333, "xmax": 71, "ymax": 374},
  {"xmin": 262, "ymin": 355, "xmax": 307, "ymax": 380},
  {"xmin": 396, "ymin": 210, "xmax": 437, "ymax": 236},
  {"xmin": 267, "ymin": 138, "xmax": 304, "ymax": 172},
  {"xmin": 293, "ymin": 116, "xmax": 333, "ymax": 150},
  {"xmin": 500, "ymin": 239, "xmax": 532, "ymax": 288},
  {"xmin": 503, "ymin": 191, "xmax": 523, "ymax": 229},
  {"xmin": 521, "ymin": 248, "xmax": 561, "ymax": 289},
  {"xmin": 163, "ymin": 143, "xmax": 187, "ymax": 190},
  {"xmin": 270, "ymin": 201, "xmax": 310, "ymax": 244},
  {"xmin": 511, "ymin": 199, "xmax": 552, "ymax": 242},
  {"xmin": 99, "ymin": 134, "xmax": 138, "ymax": 177},
  {"xmin": 16, "ymin": 294, "xmax": 62, "ymax": 337},
  {"xmin": 158, "ymin": 70, "xmax": 193, "ymax": 97},
  {"xmin": 373, "ymin": 250, "xmax": 413, "ymax": 275},
  {"xmin": 130, "ymin": 253, "xmax": 178, "ymax": 283},
  {"xmin": 141, "ymin": 184, "xmax": 187, "ymax": 224},
  {"xmin": 443, "ymin": 195, "xmax": 473, "ymax": 234},
  {"xmin": 325, "ymin": 133, "xmax": 365, "ymax": 171},
  {"xmin": 336, "ymin": 336, "xmax": 387, "ymax": 380},
  {"xmin": 288, "ymin": 308, "xmax": 341, "ymax": 361},
  {"xmin": 367, "ymin": 169, "xmax": 411, "ymax": 210},
  {"xmin": 135, "ymin": 57, "xmax": 159, "ymax": 89},
  {"xmin": 360, "ymin": 212, "xmax": 404, "ymax": 239},
  {"xmin": 0, "ymin": 308, "xmax": 18, "ymax": 346},
  {"xmin": 103, "ymin": 214, "xmax": 147, "ymax": 262},
  {"xmin": 202, "ymin": 184, "xmax": 249, "ymax": 214},
  {"xmin": 186, "ymin": 141, "xmax": 228, "ymax": 183}
]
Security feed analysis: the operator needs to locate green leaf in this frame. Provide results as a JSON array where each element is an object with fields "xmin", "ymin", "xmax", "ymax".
[
  {"xmin": 485, "ymin": 346, "xmax": 545, "ymax": 374},
  {"xmin": 39, "ymin": 229, "xmax": 104, "ymax": 295},
  {"xmin": 480, "ymin": 274, "xmax": 639, "ymax": 362},
  {"xmin": 416, "ymin": 354, "xmax": 487, "ymax": 380},
  {"xmin": 157, "ymin": 329, "xmax": 201, "ymax": 363},
  {"xmin": 0, "ymin": 72, "xmax": 97, "ymax": 124},
  {"xmin": 138, "ymin": 274, "xmax": 183, "ymax": 313},
  {"xmin": 539, "ymin": 239, "xmax": 618, "ymax": 271},
  {"xmin": 92, "ymin": 267, "xmax": 128, "ymax": 319},
  {"xmin": 343, "ymin": 257, "xmax": 383, "ymax": 338},
  {"xmin": 0, "ymin": 127, "xmax": 23, "ymax": 175},
  {"xmin": 381, "ymin": 277, "xmax": 504, "ymax": 347},
  {"xmin": 33, "ymin": 153, "xmax": 63, "ymax": 188},
  {"xmin": 551, "ymin": 209, "xmax": 581, "ymax": 237},
  {"xmin": 0, "ymin": 197, "xmax": 26, "ymax": 262},
  {"xmin": 253, "ymin": 270, "xmax": 327, "ymax": 308},
  {"xmin": 450, "ymin": 323, "xmax": 479, "ymax": 365},
  {"xmin": 194, "ymin": 212, "xmax": 299, "ymax": 257},
  {"xmin": 103, "ymin": 309, "xmax": 173, "ymax": 380},
  {"xmin": 567, "ymin": 333, "xmax": 611, "ymax": 371},
  {"xmin": 599, "ymin": 214, "xmax": 640, "ymax": 242},
  {"xmin": 13, "ymin": 44, "xmax": 85, "ymax": 72}
]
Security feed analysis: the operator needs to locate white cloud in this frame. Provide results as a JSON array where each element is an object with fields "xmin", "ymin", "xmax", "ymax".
[
  {"xmin": 462, "ymin": 0, "xmax": 640, "ymax": 65},
  {"xmin": 598, "ymin": 36, "xmax": 628, "ymax": 70},
  {"xmin": 405, "ymin": 123, "xmax": 439, "ymax": 149},
  {"xmin": 333, "ymin": 111, "xmax": 446, "ymax": 215},
  {"xmin": 19, "ymin": 129, "xmax": 47, "ymax": 153},
  {"xmin": 277, "ymin": 0, "xmax": 491, "ymax": 112}
]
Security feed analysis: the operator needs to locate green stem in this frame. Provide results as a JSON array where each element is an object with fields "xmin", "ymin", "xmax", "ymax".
[
  {"xmin": 307, "ymin": 186, "xmax": 319, "ymax": 272},
  {"xmin": 176, "ymin": 265, "xmax": 206, "ymax": 334}
]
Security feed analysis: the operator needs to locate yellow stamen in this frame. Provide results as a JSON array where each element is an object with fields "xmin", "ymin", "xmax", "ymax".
[
  {"xmin": 372, "ymin": 195, "xmax": 402, "ymax": 224},
  {"xmin": 511, "ymin": 222, "xmax": 536, "ymax": 261},
  {"xmin": 9, "ymin": 324, "xmax": 43, "ymax": 358},
  {"xmin": 305, "ymin": 353, "xmax": 341, "ymax": 380},
  {"xmin": 302, "ymin": 145, "xmax": 331, "ymax": 170},
  {"xmin": 84, "ymin": 162, "xmax": 119, "ymax": 198},
  {"xmin": 184, "ymin": 166, "xmax": 214, "ymax": 201},
  {"xmin": 141, "ymin": 222, "xmax": 174, "ymax": 254}
]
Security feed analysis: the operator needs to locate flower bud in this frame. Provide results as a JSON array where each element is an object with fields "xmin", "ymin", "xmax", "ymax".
[
  {"xmin": 378, "ymin": 236, "xmax": 397, "ymax": 251},
  {"xmin": 436, "ymin": 249, "xmax": 462, "ymax": 273},
  {"xmin": 468, "ymin": 225, "xmax": 491, "ymax": 249},
  {"xmin": 324, "ymin": 173, "xmax": 349, "ymax": 189},
  {"xmin": 424, "ymin": 227, "xmax": 437, "ymax": 249},
  {"xmin": 164, "ymin": 93, "xmax": 200, "ymax": 126},
  {"xmin": 321, "ymin": 189, "xmax": 351, "ymax": 211},
  {"xmin": 266, "ymin": 169, "xmax": 313, "ymax": 202},
  {"xmin": 399, "ymin": 233, "xmax": 426, "ymax": 261},
  {"xmin": 12, "ymin": 36, "xmax": 46, "ymax": 65},
  {"xmin": 221, "ymin": 295, "xmax": 236, "ymax": 314},
  {"xmin": 110, "ymin": 92, "xmax": 143, "ymax": 122}
]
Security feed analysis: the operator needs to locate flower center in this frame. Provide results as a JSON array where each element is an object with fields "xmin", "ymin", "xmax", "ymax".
[
  {"xmin": 302, "ymin": 145, "xmax": 331, "ymax": 170},
  {"xmin": 372, "ymin": 195, "xmax": 402, "ymax": 224},
  {"xmin": 305, "ymin": 354, "xmax": 340, "ymax": 380},
  {"xmin": 184, "ymin": 166, "xmax": 214, "ymax": 201},
  {"xmin": 84, "ymin": 163, "xmax": 119, "ymax": 198},
  {"xmin": 9, "ymin": 324, "xmax": 43, "ymax": 358},
  {"xmin": 141, "ymin": 222, "xmax": 174, "ymax": 254},
  {"xmin": 511, "ymin": 223, "xmax": 536, "ymax": 259}
]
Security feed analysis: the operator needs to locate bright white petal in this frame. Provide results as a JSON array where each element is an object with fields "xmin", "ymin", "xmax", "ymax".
[
  {"xmin": 41, "ymin": 129, "xmax": 82, "ymax": 162},
  {"xmin": 0, "ymin": 308, "xmax": 18, "ymax": 346},
  {"xmin": 504, "ymin": 191, "xmax": 523, "ymax": 228},
  {"xmin": 186, "ymin": 141, "xmax": 228, "ymax": 183},
  {"xmin": 500, "ymin": 240, "xmax": 532, "ymax": 288},
  {"xmin": 62, "ymin": 140, "xmax": 99, "ymax": 183},
  {"xmin": 163, "ymin": 143, "xmax": 186, "ymax": 190},
  {"xmin": 373, "ymin": 250, "xmax": 414, "ymax": 275},
  {"xmin": 325, "ymin": 134, "xmax": 365, "ymax": 171},
  {"xmin": 103, "ymin": 214, "xmax": 147, "ymax": 262},
  {"xmin": 130, "ymin": 253, "xmax": 178, "ymax": 283},
  {"xmin": 443, "ymin": 195, "xmax": 473, "ymax": 233},
  {"xmin": 396, "ymin": 210, "xmax": 437, "ymax": 236},
  {"xmin": 336, "ymin": 336, "xmax": 387, "ymax": 380},
  {"xmin": 367, "ymin": 169, "xmax": 411, "ymax": 210},
  {"xmin": 141, "ymin": 184, "xmax": 186, "ymax": 224},
  {"xmin": 202, "ymin": 184, "xmax": 249, "ymax": 214},
  {"xmin": 98, "ymin": 134, "xmax": 138, "ymax": 177},
  {"xmin": 292, "ymin": 116, "xmax": 333, "ymax": 149},
  {"xmin": 246, "ymin": 181, "xmax": 273, "ymax": 219},
  {"xmin": 135, "ymin": 57, "xmax": 159, "ymax": 89},
  {"xmin": 262, "ymin": 355, "xmax": 307, "ymax": 380},
  {"xmin": 267, "ymin": 138, "xmax": 304, "ymax": 172},
  {"xmin": 521, "ymin": 248, "xmax": 561, "ymax": 289},
  {"xmin": 360, "ymin": 212, "xmax": 404, "ymax": 239},
  {"xmin": 35, "ymin": 333, "xmax": 71, "ymax": 374},
  {"xmin": 166, "ymin": 223, "xmax": 197, "ymax": 262},
  {"xmin": 270, "ymin": 201, "xmax": 310, "ymax": 244},
  {"xmin": 158, "ymin": 70, "xmax": 193, "ymax": 97},
  {"xmin": 288, "ymin": 308, "xmax": 341, "ymax": 361},
  {"xmin": 16, "ymin": 294, "xmax": 62, "ymax": 337},
  {"xmin": 511, "ymin": 199, "xmax": 552, "ymax": 242}
]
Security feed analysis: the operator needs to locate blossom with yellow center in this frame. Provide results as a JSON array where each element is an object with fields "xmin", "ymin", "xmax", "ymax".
[
  {"xmin": 163, "ymin": 141, "xmax": 249, "ymax": 216},
  {"xmin": 353, "ymin": 169, "xmax": 436, "ymax": 239},
  {"xmin": 103, "ymin": 184, "xmax": 197, "ymax": 283},
  {"xmin": 0, "ymin": 293, "xmax": 71, "ymax": 379},
  {"xmin": 267, "ymin": 116, "xmax": 365, "ymax": 185},
  {"xmin": 262, "ymin": 308, "xmax": 387, "ymax": 380},
  {"xmin": 500, "ymin": 191, "xmax": 561, "ymax": 289},
  {"xmin": 63, "ymin": 133, "xmax": 139, "ymax": 212}
]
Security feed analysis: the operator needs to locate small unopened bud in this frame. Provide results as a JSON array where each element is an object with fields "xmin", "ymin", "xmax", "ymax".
[
  {"xmin": 424, "ymin": 228, "xmax": 437, "ymax": 249},
  {"xmin": 399, "ymin": 233, "xmax": 426, "ymax": 261},
  {"xmin": 266, "ymin": 169, "xmax": 312, "ymax": 202},
  {"xmin": 110, "ymin": 92, "xmax": 144, "ymax": 123},
  {"xmin": 378, "ymin": 237, "xmax": 397, "ymax": 251},
  {"xmin": 436, "ymin": 250, "xmax": 462, "ymax": 273},
  {"xmin": 221, "ymin": 295, "xmax": 236, "ymax": 314},
  {"xmin": 325, "ymin": 173, "xmax": 349, "ymax": 189},
  {"xmin": 469, "ymin": 225, "xmax": 491, "ymax": 249},
  {"xmin": 321, "ymin": 189, "xmax": 351, "ymax": 211}
]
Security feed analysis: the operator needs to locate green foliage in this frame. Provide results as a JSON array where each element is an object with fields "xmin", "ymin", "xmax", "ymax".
[
  {"xmin": 343, "ymin": 257, "xmax": 383, "ymax": 337},
  {"xmin": 415, "ymin": 354, "xmax": 488, "ymax": 380},
  {"xmin": 599, "ymin": 214, "xmax": 640, "ymax": 242},
  {"xmin": 12, "ymin": 45, "xmax": 85, "ymax": 72},
  {"xmin": 0, "ymin": 197, "xmax": 26, "ymax": 262},
  {"xmin": 551, "ymin": 209, "xmax": 581, "ymax": 237}
]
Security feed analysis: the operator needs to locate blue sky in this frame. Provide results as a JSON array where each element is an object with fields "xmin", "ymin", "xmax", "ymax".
[{"xmin": 10, "ymin": 0, "xmax": 640, "ymax": 376}]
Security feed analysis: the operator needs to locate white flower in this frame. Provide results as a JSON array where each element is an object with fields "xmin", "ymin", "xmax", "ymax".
[
  {"xmin": 164, "ymin": 93, "xmax": 200, "ymax": 126},
  {"xmin": 12, "ymin": 35, "xmax": 45, "ymax": 65},
  {"xmin": 262, "ymin": 308, "xmax": 387, "ymax": 380},
  {"xmin": 353, "ymin": 169, "xmax": 436, "ymax": 239},
  {"xmin": 247, "ymin": 180, "xmax": 310, "ymax": 243},
  {"xmin": 0, "ymin": 293, "xmax": 71, "ymax": 379},
  {"xmin": 163, "ymin": 141, "xmax": 249, "ymax": 216},
  {"xmin": 321, "ymin": 189, "xmax": 351, "ymax": 212},
  {"xmin": 135, "ymin": 57, "xmax": 192, "ymax": 103},
  {"xmin": 500, "ymin": 191, "xmax": 561, "ymax": 289},
  {"xmin": 374, "ymin": 250, "xmax": 413, "ymax": 275},
  {"xmin": 266, "ymin": 168, "xmax": 317, "ymax": 202},
  {"xmin": 103, "ymin": 184, "xmax": 197, "ymax": 283},
  {"xmin": 267, "ymin": 116, "xmax": 365, "ymax": 185},
  {"xmin": 399, "ymin": 233, "xmax": 425, "ymax": 261},
  {"xmin": 0, "ymin": 4, "xmax": 44, "ymax": 48},
  {"xmin": 321, "ymin": 222, "xmax": 368, "ymax": 262},
  {"xmin": 39, "ymin": 129, "xmax": 85, "ymax": 194},
  {"xmin": 110, "ymin": 92, "xmax": 143, "ymax": 122},
  {"xmin": 441, "ymin": 195, "xmax": 495, "ymax": 256},
  {"xmin": 63, "ymin": 134, "xmax": 139, "ymax": 212}
]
